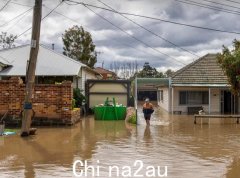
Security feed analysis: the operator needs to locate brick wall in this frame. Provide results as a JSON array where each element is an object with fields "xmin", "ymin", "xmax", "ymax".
[{"xmin": 0, "ymin": 77, "xmax": 80, "ymax": 126}]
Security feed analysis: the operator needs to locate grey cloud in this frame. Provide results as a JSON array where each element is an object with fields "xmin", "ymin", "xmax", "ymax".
[{"xmin": 1, "ymin": 0, "xmax": 239, "ymax": 72}]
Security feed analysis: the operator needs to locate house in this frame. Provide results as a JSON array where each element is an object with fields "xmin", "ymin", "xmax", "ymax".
[
  {"xmin": 136, "ymin": 78, "xmax": 169, "ymax": 102},
  {"xmin": 157, "ymin": 54, "xmax": 240, "ymax": 114},
  {"xmin": 94, "ymin": 67, "xmax": 118, "ymax": 80},
  {"xmin": 0, "ymin": 44, "xmax": 101, "ymax": 92}
]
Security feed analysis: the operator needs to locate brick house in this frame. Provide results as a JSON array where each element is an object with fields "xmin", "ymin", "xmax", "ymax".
[
  {"xmin": 157, "ymin": 54, "xmax": 240, "ymax": 114},
  {"xmin": 0, "ymin": 44, "xmax": 101, "ymax": 92},
  {"xmin": 94, "ymin": 67, "xmax": 118, "ymax": 80}
]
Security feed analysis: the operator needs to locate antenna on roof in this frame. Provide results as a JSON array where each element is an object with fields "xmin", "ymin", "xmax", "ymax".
[{"xmin": 102, "ymin": 60, "xmax": 104, "ymax": 68}]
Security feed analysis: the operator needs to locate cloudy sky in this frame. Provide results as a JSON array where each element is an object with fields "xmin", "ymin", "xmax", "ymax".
[{"xmin": 1, "ymin": 0, "xmax": 240, "ymax": 72}]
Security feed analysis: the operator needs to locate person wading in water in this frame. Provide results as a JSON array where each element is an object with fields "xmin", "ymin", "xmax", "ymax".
[{"xmin": 142, "ymin": 98, "xmax": 154, "ymax": 126}]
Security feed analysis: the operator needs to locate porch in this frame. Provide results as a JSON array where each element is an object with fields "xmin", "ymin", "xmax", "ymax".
[{"xmin": 170, "ymin": 85, "xmax": 239, "ymax": 115}]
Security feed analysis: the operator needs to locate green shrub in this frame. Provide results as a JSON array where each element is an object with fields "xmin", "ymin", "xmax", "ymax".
[
  {"xmin": 128, "ymin": 114, "xmax": 137, "ymax": 124},
  {"xmin": 73, "ymin": 88, "xmax": 85, "ymax": 107},
  {"xmin": 72, "ymin": 99, "xmax": 76, "ymax": 109}
]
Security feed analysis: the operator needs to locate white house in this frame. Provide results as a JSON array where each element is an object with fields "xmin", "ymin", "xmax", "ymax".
[
  {"xmin": 0, "ymin": 44, "xmax": 101, "ymax": 92},
  {"xmin": 157, "ymin": 54, "xmax": 240, "ymax": 114}
]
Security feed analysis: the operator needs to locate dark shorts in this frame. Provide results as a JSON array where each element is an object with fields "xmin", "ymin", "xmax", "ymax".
[{"xmin": 144, "ymin": 114, "xmax": 151, "ymax": 120}]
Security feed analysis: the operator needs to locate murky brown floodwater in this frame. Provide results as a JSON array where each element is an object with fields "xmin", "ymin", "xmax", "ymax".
[{"xmin": 1, "ymin": 106, "xmax": 240, "ymax": 178}]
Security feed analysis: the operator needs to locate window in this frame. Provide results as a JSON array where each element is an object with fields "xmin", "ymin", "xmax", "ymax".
[
  {"xmin": 160, "ymin": 90, "xmax": 164, "ymax": 101},
  {"xmin": 179, "ymin": 91, "xmax": 209, "ymax": 105},
  {"xmin": 158, "ymin": 90, "xmax": 164, "ymax": 102}
]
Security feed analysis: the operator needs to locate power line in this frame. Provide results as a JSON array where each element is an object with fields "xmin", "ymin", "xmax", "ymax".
[
  {"xmin": 65, "ymin": 0, "xmax": 240, "ymax": 35},
  {"xmin": 66, "ymin": 2, "xmax": 187, "ymax": 66},
  {"xmin": 175, "ymin": 0, "xmax": 240, "ymax": 16},
  {"xmin": 6, "ymin": 7, "xmax": 33, "ymax": 32},
  {"xmin": 0, "ymin": 7, "xmax": 33, "ymax": 28},
  {"xmin": 202, "ymin": 0, "xmax": 240, "ymax": 10},
  {"xmin": 0, "ymin": 0, "xmax": 11, "ymax": 12},
  {"xmin": 42, "ymin": 5, "xmax": 175, "ymax": 63},
  {"xmin": 9, "ymin": 1, "xmax": 33, "ymax": 8},
  {"xmin": 97, "ymin": 0, "xmax": 199, "ymax": 58},
  {"xmin": 17, "ymin": 2, "xmax": 63, "ymax": 39},
  {"xmin": 223, "ymin": 0, "xmax": 240, "ymax": 5}
]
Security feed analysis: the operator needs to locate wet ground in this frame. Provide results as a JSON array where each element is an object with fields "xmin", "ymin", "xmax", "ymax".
[{"xmin": 0, "ymin": 106, "xmax": 240, "ymax": 178}]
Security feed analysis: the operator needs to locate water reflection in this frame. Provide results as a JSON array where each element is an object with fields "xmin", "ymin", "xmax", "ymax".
[
  {"xmin": 143, "ymin": 126, "xmax": 152, "ymax": 141},
  {"xmin": 0, "ymin": 106, "xmax": 240, "ymax": 178}
]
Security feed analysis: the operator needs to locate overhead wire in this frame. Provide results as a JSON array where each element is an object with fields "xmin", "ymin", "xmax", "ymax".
[
  {"xmin": 97, "ymin": 0, "xmax": 199, "ymax": 58},
  {"xmin": 0, "ymin": 0, "xmax": 11, "ymax": 12},
  {"xmin": 65, "ymin": 1, "xmax": 187, "ymax": 66},
  {"xmin": 0, "ymin": 1, "xmax": 63, "ymax": 62},
  {"xmin": 201, "ymin": 0, "xmax": 240, "ymax": 10},
  {"xmin": 17, "ymin": 1, "xmax": 63, "ymax": 39},
  {"xmin": 0, "ymin": 7, "xmax": 33, "ymax": 28},
  {"xmin": 175, "ymin": 0, "xmax": 240, "ymax": 16},
  {"xmin": 6, "ymin": 7, "xmax": 33, "ymax": 32},
  {"xmin": 65, "ymin": 0, "xmax": 240, "ymax": 35},
  {"xmin": 42, "ymin": 5, "xmax": 177, "ymax": 65},
  {"xmin": 9, "ymin": 1, "xmax": 33, "ymax": 8},
  {"xmin": 223, "ymin": 0, "xmax": 240, "ymax": 4}
]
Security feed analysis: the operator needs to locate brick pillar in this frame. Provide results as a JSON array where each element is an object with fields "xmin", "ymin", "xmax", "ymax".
[
  {"xmin": 8, "ymin": 77, "xmax": 23, "ymax": 117},
  {"xmin": 0, "ymin": 80, "xmax": 10, "ymax": 115},
  {"xmin": 61, "ymin": 81, "xmax": 73, "ymax": 124}
]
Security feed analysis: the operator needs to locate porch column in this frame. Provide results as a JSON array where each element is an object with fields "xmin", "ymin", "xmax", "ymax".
[
  {"xmin": 135, "ymin": 77, "xmax": 138, "ymax": 124},
  {"xmin": 209, "ymin": 88, "xmax": 211, "ymax": 114},
  {"xmin": 171, "ymin": 87, "xmax": 174, "ymax": 115}
]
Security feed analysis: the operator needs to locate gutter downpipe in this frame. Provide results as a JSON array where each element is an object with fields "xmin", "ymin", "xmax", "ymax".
[
  {"xmin": 135, "ymin": 77, "xmax": 138, "ymax": 125},
  {"xmin": 209, "ymin": 87, "xmax": 211, "ymax": 114},
  {"xmin": 171, "ymin": 84, "xmax": 174, "ymax": 115},
  {"xmin": 168, "ymin": 77, "xmax": 172, "ymax": 114}
]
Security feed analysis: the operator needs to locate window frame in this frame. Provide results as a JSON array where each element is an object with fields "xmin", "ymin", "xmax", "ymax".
[{"xmin": 179, "ymin": 91, "xmax": 209, "ymax": 105}]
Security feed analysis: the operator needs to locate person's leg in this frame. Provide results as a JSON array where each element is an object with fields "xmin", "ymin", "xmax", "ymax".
[{"xmin": 146, "ymin": 116, "xmax": 150, "ymax": 126}]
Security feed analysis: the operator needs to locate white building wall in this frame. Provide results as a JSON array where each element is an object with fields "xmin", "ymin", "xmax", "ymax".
[
  {"xmin": 72, "ymin": 68, "xmax": 97, "ymax": 92},
  {"xmin": 171, "ymin": 87, "xmax": 221, "ymax": 114},
  {"xmin": 81, "ymin": 68, "xmax": 97, "ymax": 93},
  {"xmin": 157, "ymin": 87, "xmax": 170, "ymax": 112}
]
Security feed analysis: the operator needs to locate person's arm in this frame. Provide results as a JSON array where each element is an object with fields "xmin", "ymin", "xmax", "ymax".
[{"xmin": 150, "ymin": 103, "xmax": 154, "ymax": 109}]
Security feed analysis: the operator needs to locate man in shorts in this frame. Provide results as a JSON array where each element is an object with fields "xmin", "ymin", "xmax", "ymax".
[{"xmin": 142, "ymin": 98, "xmax": 154, "ymax": 126}]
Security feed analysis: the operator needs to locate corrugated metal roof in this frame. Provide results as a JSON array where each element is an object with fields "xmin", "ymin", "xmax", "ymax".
[
  {"xmin": 0, "ymin": 44, "xmax": 88, "ymax": 76},
  {"xmin": 137, "ymin": 78, "xmax": 170, "ymax": 89},
  {"xmin": 172, "ymin": 54, "xmax": 228, "ymax": 85},
  {"xmin": 0, "ymin": 55, "xmax": 11, "ymax": 66}
]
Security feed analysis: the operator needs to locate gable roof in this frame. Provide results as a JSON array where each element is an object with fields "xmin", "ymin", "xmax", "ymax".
[
  {"xmin": 0, "ymin": 44, "xmax": 92, "ymax": 76},
  {"xmin": 94, "ymin": 67, "xmax": 117, "ymax": 75},
  {"xmin": 172, "ymin": 54, "xmax": 229, "ymax": 86}
]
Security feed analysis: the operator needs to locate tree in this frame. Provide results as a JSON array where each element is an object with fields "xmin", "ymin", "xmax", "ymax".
[
  {"xmin": 0, "ymin": 32, "xmax": 17, "ymax": 49},
  {"xmin": 62, "ymin": 25, "xmax": 97, "ymax": 68},
  {"xmin": 165, "ymin": 69, "xmax": 174, "ymax": 77},
  {"xmin": 217, "ymin": 39, "xmax": 240, "ymax": 95},
  {"xmin": 134, "ymin": 62, "xmax": 164, "ymax": 78}
]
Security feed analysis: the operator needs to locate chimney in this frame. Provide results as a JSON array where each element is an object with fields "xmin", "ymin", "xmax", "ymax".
[{"xmin": 52, "ymin": 43, "xmax": 54, "ymax": 50}]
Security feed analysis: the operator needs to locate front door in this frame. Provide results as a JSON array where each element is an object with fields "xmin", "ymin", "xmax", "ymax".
[{"xmin": 221, "ymin": 90, "xmax": 237, "ymax": 114}]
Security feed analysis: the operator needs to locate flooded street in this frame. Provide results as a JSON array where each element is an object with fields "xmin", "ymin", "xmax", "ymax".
[{"xmin": 1, "ymin": 107, "xmax": 240, "ymax": 178}]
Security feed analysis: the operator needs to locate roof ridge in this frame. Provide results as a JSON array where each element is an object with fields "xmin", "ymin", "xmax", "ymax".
[
  {"xmin": 95, "ymin": 67, "xmax": 116, "ymax": 74},
  {"xmin": 172, "ymin": 53, "xmax": 217, "ymax": 78}
]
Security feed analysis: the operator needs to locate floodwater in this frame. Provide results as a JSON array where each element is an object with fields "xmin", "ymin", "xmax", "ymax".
[{"xmin": 0, "ymin": 106, "xmax": 240, "ymax": 178}]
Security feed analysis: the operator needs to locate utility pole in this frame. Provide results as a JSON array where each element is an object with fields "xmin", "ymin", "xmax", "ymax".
[{"xmin": 21, "ymin": 0, "xmax": 42, "ymax": 137}]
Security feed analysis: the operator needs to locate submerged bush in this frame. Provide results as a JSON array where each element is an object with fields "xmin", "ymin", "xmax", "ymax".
[
  {"xmin": 73, "ymin": 88, "xmax": 85, "ymax": 107},
  {"xmin": 128, "ymin": 114, "xmax": 137, "ymax": 124},
  {"xmin": 72, "ymin": 99, "xmax": 76, "ymax": 109}
]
